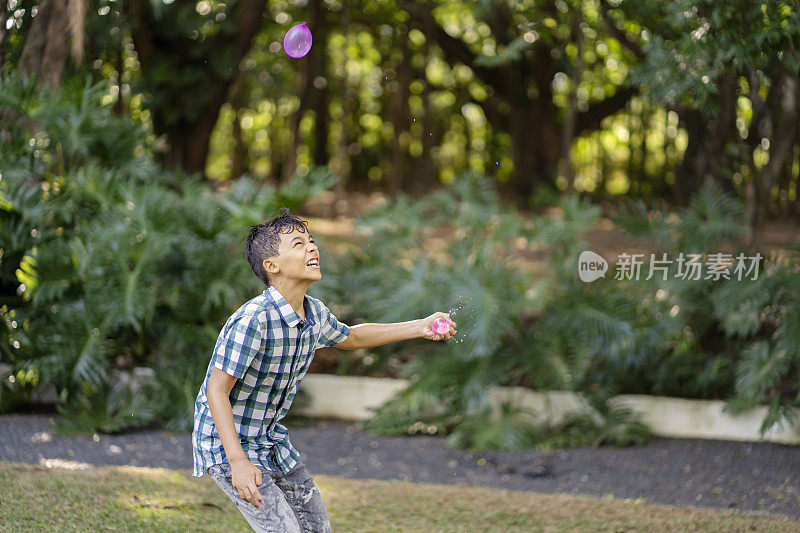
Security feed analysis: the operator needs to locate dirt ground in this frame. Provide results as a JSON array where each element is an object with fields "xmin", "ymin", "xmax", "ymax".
[{"xmin": 302, "ymin": 190, "xmax": 800, "ymax": 265}]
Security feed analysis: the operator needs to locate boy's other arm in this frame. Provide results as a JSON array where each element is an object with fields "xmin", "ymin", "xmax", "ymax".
[
  {"xmin": 334, "ymin": 312, "xmax": 456, "ymax": 350},
  {"xmin": 206, "ymin": 367, "xmax": 249, "ymax": 464},
  {"xmin": 206, "ymin": 367, "xmax": 265, "ymax": 509}
]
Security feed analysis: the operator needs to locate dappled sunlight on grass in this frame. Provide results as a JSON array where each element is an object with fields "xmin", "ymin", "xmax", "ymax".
[
  {"xmin": 1, "ymin": 462, "xmax": 249, "ymax": 531},
  {"xmin": 37, "ymin": 458, "xmax": 93, "ymax": 470},
  {"xmin": 314, "ymin": 474, "xmax": 797, "ymax": 533},
  {"xmin": 1, "ymin": 462, "xmax": 797, "ymax": 532}
]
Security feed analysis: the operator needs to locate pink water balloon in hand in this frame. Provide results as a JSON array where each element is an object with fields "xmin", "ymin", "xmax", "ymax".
[
  {"xmin": 431, "ymin": 317, "xmax": 451, "ymax": 335},
  {"xmin": 283, "ymin": 22, "xmax": 313, "ymax": 58}
]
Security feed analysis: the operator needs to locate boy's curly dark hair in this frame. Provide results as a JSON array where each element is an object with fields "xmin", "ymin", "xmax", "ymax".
[{"xmin": 245, "ymin": 208, "xmax": 310, "ymax": 286}]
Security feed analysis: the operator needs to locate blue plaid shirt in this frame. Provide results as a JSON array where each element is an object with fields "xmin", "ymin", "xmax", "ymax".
[{"xmin": 192, "ymin": 286, "xmax": 350, "ymax": 477}]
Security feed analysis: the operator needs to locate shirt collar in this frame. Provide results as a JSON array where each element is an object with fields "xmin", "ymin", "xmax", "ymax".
[{"xmin": 265, "ymin": 286, "xmax": 315, "ymax": 328}]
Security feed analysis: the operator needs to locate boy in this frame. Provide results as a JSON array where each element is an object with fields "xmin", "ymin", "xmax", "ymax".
[{"xmin": 191, "ymin": 208, "xmax": 456, "ymax": 532}]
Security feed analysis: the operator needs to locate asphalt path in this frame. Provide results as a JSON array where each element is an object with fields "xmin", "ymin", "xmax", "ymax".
[{"xmin": 1, "ymin": 412, "xmax": 797, "ymax": 519}]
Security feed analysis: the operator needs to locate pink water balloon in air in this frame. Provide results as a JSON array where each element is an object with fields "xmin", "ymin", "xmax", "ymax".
[
  {"xmin": 431, "ymin": 317, "xmax": 451, "ymax": 335},
  {"xmin": 283, "ymin": 22, "xmax": 313, "ymax": 58}
]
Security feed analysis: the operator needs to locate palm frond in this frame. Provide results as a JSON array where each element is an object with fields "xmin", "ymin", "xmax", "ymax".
[
  {"xmin": 677, "ymin": 182, "xmax": 747, "ymax": 251},
  {"xmin": 735, "ymin": 341, "xmax": 789, "ymax": 399}
]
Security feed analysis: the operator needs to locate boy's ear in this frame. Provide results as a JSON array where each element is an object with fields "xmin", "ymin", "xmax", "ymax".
[{"xmin": 262, "ymin": 258, "xmax": 280, "ymax": 275}]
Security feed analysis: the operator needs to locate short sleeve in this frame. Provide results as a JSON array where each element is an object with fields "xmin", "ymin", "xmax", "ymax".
[
  {"xmin": 213, "ymin": 314, "xmax": 264, "ymax": 379},
  {"xmin": 315, "ymin": 301, "xmax": 350, "ymax": 349}
]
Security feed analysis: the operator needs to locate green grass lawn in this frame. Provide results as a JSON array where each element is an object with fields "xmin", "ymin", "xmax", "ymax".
[{"xmin": 0, "ymin": 461, "xmax": 796, "ymax": 532}]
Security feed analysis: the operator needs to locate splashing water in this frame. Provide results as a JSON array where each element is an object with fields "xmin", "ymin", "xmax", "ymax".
[
  {"xmin": 445, "ymin": 297, "xmax": 471, "ymax": 343},
  {"xmin": 448, "ymin": 295, "xmax": 470, "ymax": 320}
]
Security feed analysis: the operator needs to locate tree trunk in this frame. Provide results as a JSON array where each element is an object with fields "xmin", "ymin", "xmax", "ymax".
[
  {"xmin": 167, "ymin": 113, "xmax": 223, "ymax": 177},
  {"xmin": 562, "ymin": 8, "xmax": 584, "ymax": 194},
  {"xmin": 126, "ymin": 0, "xmax": 267, "ymax": 177},
  {"xmin": 0, "ymin": 1, "xmax": 9, "ymax": 72},
  {"xmin": 748, "ymin": 73, "xmax": 799, "ymax": 244},
  {"xmin": 506, "ymin": 103, "xmax": 560, "ymax": 199},
  {"xmin": 313, "ymin": 86, "xmax": 330, "ymax": 168},
  {"xmin": 640, "ymin": 105, "xmax": 652, "ymax": 194},
  {"xmin": 404, "ymin": 0, "xmax": 633, "ymax": 201},
  {"xmin": 269, "ymin": 100, "xmax": 284, "ymax": 185},
  {"xmin": 334, "ymin": 83, "xmax": 351, "ymax": 194},
  {"xmin": 284, "ymin": 61, "xmax": 310, "ymax": 183},
  {"xmin": 18, "ymin": 0, "xmax": 70, "ymax": 86},
  {"xmin": 674, "ymin": 72, "xmax": 739, "ymax": 205},
  {"xmin": 626, "ymin": 108, "xmax": 638, "ymax": 195},
  {"xmin": 418, "ymin": 20, "xmax": 438, "ymax": 193},
  {"xmin": 283, "ymin": 0, "xmax": 329, "ymax": 182},
  {"xmin": 792, "ymin": 146, "xmax": 800, "ymax": 219},
  {"xmin": 761, "ymin": 75, "xmax": 798, "ymax": 204},
  {"xmin": 388, "ymin": 27, "xmax": 411, "ymax": 196},
  {"xmin": 229, "ymin": 74, "xmax": 248, "ymax": 180},
  {"xmin": 597, "ymin": 135, "xmax": 608, "ymax": 195},
  {"xmin": 664, "ymin": 106, "xmax": 677, "ymax": 194},
  {"xmin": 777, "ymin": 156, "xmax": 793, "ymax": 216},
  {"xmin": 112, "ymin": 43, "xmax": 125, "ymax": 116},
  {"xmin": 67, "ymin": 0, "xmax": 86, "ymax": 66},
  {"xmin": 508, "ymin": 107, "xmax": 539, "ymax": 198},
  {"xmin": 672, "ymin": 108, "xmax": 703, "ymax": 205},
  {"xmin": 310, "ymin": 0, "xmax": 330, "ymax": 168}
]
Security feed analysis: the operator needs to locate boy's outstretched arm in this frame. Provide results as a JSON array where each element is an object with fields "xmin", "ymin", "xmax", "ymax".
[{"xmin": 334, "ymin": 312, "xmax": 456, "ymax": 350}]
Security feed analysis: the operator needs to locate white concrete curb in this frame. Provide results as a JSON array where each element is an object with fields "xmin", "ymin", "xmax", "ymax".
[
  {"xmin": 296, "ymin": 374, "xmax": 800, "ymax": 445},
  {"xmin": 297, "ymin": 374, "xmax": 409, "ymax": 420}
]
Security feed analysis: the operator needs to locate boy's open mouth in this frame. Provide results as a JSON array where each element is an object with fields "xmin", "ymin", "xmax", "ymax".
[{"xmin": 306, "ymin": 258, "xmax": 320, "ymax": 268}]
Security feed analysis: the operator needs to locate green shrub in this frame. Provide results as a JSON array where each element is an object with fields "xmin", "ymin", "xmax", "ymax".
[
  {"xmin": 311, "ymin": 174, "xmax": 649, "ymax": 449},
  {"xmin": 0, "ymin": 75, "xmax": 336, "ymax": 434},
  {"xmin": 610, "ymin": 183, "xmax": 800, "ymax": 435},
  {"xmin": 318, "ymin": 178, "xmax": 796, "ymax": 449}
]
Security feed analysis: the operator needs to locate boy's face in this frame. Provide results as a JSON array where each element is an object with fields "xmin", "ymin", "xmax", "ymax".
[{"xmin": 262, "ymin": 227, "xmax": 321, "ymax": 284}]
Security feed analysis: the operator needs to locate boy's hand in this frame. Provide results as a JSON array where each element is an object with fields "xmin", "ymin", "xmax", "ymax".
[
  {"xmin": 230, "ymin": 458, "xmax": 264, "ymax": 509},
  {"xmin": 421, "ymin": 312, "xmax": 457, "ymax": 341}
]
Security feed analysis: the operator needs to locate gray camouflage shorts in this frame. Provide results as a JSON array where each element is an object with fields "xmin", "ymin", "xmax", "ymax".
[{"xmin": 206, "ymin": 460, "xmax": 332, "ymax": 533}]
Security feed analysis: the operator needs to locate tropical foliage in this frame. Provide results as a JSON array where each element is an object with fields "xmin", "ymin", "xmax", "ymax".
[
  {"xmin": 311, "ymin": 177, "xmax": 798, "ymax": 448},
  {"xmin": 0, "ymin": 75, "xmax": 335, "ymax": 432},
  {"xmin": 1, "ymin": 0, "xmax": 799, "ymax": 450}
]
